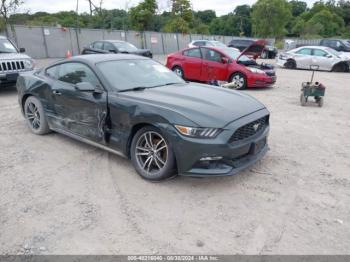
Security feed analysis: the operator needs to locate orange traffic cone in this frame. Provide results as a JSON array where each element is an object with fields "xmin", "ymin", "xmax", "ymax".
[{"xmin": 65, "ymin": 50, "xmax": 72, "ymax": 59}]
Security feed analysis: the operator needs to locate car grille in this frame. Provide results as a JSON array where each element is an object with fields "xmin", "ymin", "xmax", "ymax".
[
  {"xmin": 0, "ymin": 60, "xmax": 26, "ymax": 73},
  {"xmin": 230, "ymin": 115, "xmax": 269, "ymax": 142}
]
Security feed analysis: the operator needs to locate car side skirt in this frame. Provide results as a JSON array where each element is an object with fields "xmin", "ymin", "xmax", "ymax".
[{"xmin": 50, "ymin": 127, "xmax": 127, "ymax": 159}]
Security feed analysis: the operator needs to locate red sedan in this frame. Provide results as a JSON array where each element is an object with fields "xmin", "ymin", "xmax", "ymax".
[{"xmin": 166, "ymin": 40, "xmax": 276, "ymax": 89}]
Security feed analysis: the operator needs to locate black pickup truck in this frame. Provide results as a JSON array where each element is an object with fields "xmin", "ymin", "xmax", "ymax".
[{"xmin": 81, "ymin": 40, "xmax": 153, "ymax": 58}]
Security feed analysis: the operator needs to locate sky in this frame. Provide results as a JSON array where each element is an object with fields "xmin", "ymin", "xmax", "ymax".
[{"xmin": 20, "ymin": 0, "xmax": 319, "ymax": 16}]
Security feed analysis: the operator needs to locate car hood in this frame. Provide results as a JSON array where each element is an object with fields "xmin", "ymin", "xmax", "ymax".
[
  {"xmin": 119, "ymin": 83, "xmax": 266, "ymax": 128},
  {"xmin": 0, "ymin": 52, "xmax": 31, "ymax": 60},
  {"xmin": 131, "ymin": 49, "xmax": 151, "ymax": 54},
  {"xmin": 238, "ymin": 39, "xmax": 267, "ymax": 60}
]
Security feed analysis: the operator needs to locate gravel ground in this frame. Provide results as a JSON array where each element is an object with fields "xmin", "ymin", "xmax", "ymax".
[{"xmin": 0, "ymin": 57, "xmax": 350, "ymax": 255}]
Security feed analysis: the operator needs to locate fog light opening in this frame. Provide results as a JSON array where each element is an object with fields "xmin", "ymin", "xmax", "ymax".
[{"xmin": 200, "ymin": 156, "xmax": 223, "ymax": 161}]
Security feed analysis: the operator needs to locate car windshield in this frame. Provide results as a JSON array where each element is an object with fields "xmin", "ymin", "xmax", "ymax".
[
  {"xmin": 210, "ymin": 41, "xmax": 227, "ymax": 48},
  {"xmin": 220, "ymin": 48, "xmax": 251, "ymax": 62},
  {"xmin": 113, "ymin": 42, "xmax": 138, "ymax": 52},
  {"xmin": 341, "ymin": 40, "xmax": 350, "ymax": 48},
  {"xmin": 97, "ymin": 59, "xmax": 185, "ymax": 91},
  {"xmin": 0, "ymin": 39, "xmax": 17, "ymax": 53}
]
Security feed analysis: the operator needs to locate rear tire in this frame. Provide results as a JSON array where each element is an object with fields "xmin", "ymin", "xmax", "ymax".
[
  {"xmin": 24, "ymin": 96, "xmax": 50, "ymax": 135},
  {"xmin": 332, "ymin": 63, "xmax": 349, "ymax": 72},
  {"xmin": 229, "ymin": 72, "xmax": 247, "ymax": 90},
  {"xmin": 318, "ymin": 97, "xmax": 324, "ymax": 107},
  {"xmin": 130, "ymin": 126, "xmax": 176, "ymax": 181}
]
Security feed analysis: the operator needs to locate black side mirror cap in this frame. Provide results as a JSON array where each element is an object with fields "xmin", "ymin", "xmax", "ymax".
[{"xmin": 19, "ymin": 47, "xmax": 25, "ymax": 53}]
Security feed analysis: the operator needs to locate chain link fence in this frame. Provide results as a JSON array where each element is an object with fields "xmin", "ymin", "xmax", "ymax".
[{"xmin": 6, "ymin": 25, "xmax": 278, "ymax": 59}]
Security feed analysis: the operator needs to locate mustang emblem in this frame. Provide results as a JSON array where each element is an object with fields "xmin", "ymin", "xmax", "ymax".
[{"xmin": 253, "ymin": 123, "xmax": 260, "ymax": 131}]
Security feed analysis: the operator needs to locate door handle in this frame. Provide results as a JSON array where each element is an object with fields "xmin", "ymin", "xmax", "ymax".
[{"xmin": 53, "ymin": 90, "xmax": 62, "ymax": 96}]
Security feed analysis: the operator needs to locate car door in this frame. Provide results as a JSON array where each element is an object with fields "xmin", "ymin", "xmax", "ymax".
[
  {"xmin": 294, "ymin": 48, "xmax": 313, "ymax": 69},
  {"xmin": 50, "ymin": 62, "xmax": 108, "ymax": 143},
  {"xmin": 200, "ymin": 47, "xmax": 229, "ymax": 82},
  {"xmin": 84, "ymin": 41, "xmax": 104, "ymax": 54},
  {"xmin": 181, "ymin": 48, "xmax": 203, "ymax": 80},
  {"xmin": 311, "ymin": 48, "xmax": 333, "ymax": 71}
]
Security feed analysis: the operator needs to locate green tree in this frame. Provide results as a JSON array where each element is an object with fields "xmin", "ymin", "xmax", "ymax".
[
  {"xmin": 171, "ymin": 0, "xmax": 193, "ymax": 23},
  {"xmin": 251, "ymin": 0, "xmax": 292, "ymax": 37},
  {"xmin": 0, "ymin": 0, "xmax": 24, "ymax": 33},
  {"xmin": 338, "ymin": 0, "xmax": 350, "ymax": 25},
  {"xmin": 234, "ymin": 5, "xmax": 252, "ymax": 36},
  {"xmin": 129, "ymin": 0, "xmax": 157, "ymax": 31},
  {"xmin": 194, "ymin": 10, "xmax": 216, "ymax": 24},
  {"xmin": 163, "ymin": 16, "xmax": 190, "ymax": 33},
  {"xmin": 306, "ymin": 9, "xmax": 345, "ymax": 37},
  {"xmin": 289, "ymin": 0, "xmax": 308, "ymax": 17}
]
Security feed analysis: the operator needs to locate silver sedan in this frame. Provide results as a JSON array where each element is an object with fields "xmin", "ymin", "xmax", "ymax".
[{"xmin": 276, "ymin": 46, "xmax": 350, "ymax": 72}]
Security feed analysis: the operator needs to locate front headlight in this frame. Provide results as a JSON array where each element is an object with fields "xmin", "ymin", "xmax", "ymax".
[
  {"xmin": 23, "ymin": 59, "xmax": 34, "ymax": 70},
  {"xmin": 247, "ymin": 67, "xmax": 266, "ymax": 75},
  {"xmin": 175, "ymin": 125, "xmax": 222, "ymax": 139}
]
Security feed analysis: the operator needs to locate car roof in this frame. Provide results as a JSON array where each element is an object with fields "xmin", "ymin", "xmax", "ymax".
[
  {"xmin": 48, "ymin": 54, "xmax": 148, "ymax": 67},
  {"xmin": 297, "ymin": 46, "xmax": 330, "ymax": 49},
  {"xmin": 102, "ymin": 40, "xmax": 127, "ymax": 43}
]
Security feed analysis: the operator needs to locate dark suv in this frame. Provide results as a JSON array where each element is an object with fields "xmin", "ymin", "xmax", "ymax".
[
  {"xmin": 228, "ymin": 39, "xmax": 278, "ymax": 59},
  {"xmin": 320, "ymin": 39, "xmax": 350, "ymax": 52}
]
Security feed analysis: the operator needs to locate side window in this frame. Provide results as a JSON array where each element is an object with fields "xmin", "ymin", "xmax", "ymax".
[
  {"xmin": 201, "ymin": 48, "xmax": 222, "ymax": 63},
  {"xmin": 58, "ymin": 63, "xmax": 100, "ymax": 86},
  {"xmin": 183, "ymin": 48, "xmax": 201, "ymax": 58},
  {"xmin": 313, "ymin": 49, "xmax": 327, "ymax": 57},
  {"xmin": 46, "ymin": 65, "xmax": 60, "ymax": 79},
  {"xmin": 194, "ymin": 41, "xmax": 205, "ymax": 47},
  {"xmin": 296, "ymin": 48, "xmax": 312, "ymax": 55},
  {"xmin": 103, "ymin": 42, "xmax": 116, "ymax": 52},
  {"xmin": 93, "ymin": 41, "xmax": 103, "ymax": 50}
]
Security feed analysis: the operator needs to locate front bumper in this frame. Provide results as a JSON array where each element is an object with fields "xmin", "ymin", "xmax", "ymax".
[
  {"xmin": 0, "ymin": 72, "xmax": 19, "ymax": 86},
  {"xmin": 0, "ymin": 70, "xmax": 34, "ymax": 87},
  {"xmin": 166, "ymin": 109, "xmax": 270, "ymax": 177},
  {"xmin": 248, "ymin": 74, "xmax": 276, "ymax": 88}
]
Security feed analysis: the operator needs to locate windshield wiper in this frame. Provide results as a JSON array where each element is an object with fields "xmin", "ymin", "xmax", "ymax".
[
  {"xmin": 148, "ymin": 82, "xmax": 183, "ymax": 88},
  {"xmin": 118, "ymin": 83, "xmax": 182, "ymax": 93},
  {"xmin": 118, "ymin": 86, "xmax": 148, "ymax": 93}
]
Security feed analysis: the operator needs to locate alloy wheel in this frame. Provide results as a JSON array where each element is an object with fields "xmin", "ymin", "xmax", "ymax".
[
  {"xmin": 173, "ymin": 67, "xmax": 183, "ymax": 78},
  {"xmin": 135, "ymin": 131, "xmax": 168, "ymax": 175},
  {"xmin": 26, "ymin": 102, "xmax": 41, "ymax": 130},
  {"xmin": 231, "ymin": 74, "xmax": 245, "ymax": 89}
]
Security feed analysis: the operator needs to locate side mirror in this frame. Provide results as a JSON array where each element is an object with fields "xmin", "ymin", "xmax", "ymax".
[
  {"xmin": 109, "ymin": 49, "xmax": 117, "ymax": 53},
  {"xmin": 75, "ymin": 82, "xmax": 96, "ymax": 92},
  {"xmin": 326, "ymin": 54, "xmax": 333, "ymax": 58},
  {"xmin": 19, "ymin": 47, "xmax": 25, "ymax": 53},
  {"xmin": 221, "ymin": 57, "xmax": 229, "ymax": 64}
]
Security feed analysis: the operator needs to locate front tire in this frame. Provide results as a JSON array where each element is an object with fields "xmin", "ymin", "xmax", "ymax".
[
  {"xmin": 130, "ymin": 126, "xmax": 176, "ymax": 181},
  {"xmin": 24, "ymin": 96, "xmax": 50, "ymax": 135},
  {"xmin": 229, "ymin": 72, "xmax": 247, "ymax": 90},
  {"xmin": 172, "ymin": 66, "xmax": 185, "ymax": 80},
  {"xmin": 285, "ymin": 59, "xmax": 296, "ymax": 69}
]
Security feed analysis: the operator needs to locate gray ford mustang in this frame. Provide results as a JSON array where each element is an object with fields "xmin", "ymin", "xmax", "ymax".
[{"xmin": 17, "ymin": 54, "xmax": 270, "ymax": 181}]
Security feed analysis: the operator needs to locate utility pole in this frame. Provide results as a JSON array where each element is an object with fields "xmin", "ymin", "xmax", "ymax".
[{"xmin": 75, "ymin": 0, "xmax": 81, "ymax": 53}]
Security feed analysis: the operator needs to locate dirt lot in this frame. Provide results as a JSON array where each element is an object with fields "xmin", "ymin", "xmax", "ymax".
[{"xmin": 0, "ymin": 57, "xmax": 350, "ymax": 255}]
